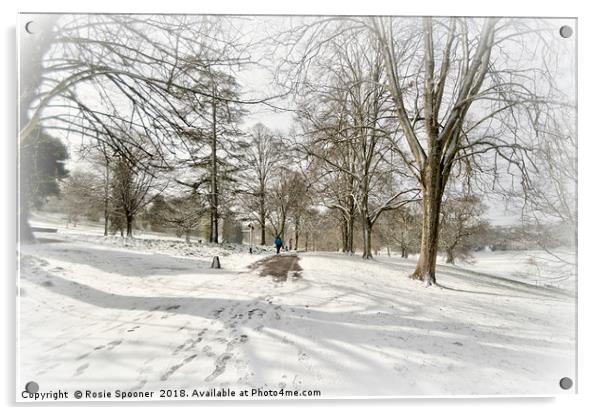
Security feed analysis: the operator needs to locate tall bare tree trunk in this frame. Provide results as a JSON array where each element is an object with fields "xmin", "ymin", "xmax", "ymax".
[
  {"xmin": 347, "ymin": 213, "xmax": 355, "ymax": 254},
  {"xmin": 341, "ymin": 220, "xmax": 349, "ymax": 252},
  {"xmin": 362, "ymin": 219, "xmax": 373, "ymax": 259},
  {"xmin": 103, "ymin": 162, "xmax": 110, "ymax": 237},
  {"xmin": 294, "ymin": 216, "xmax": 300, "ymax": 250},
  {"xmin": 104, "ymin": 200, "xmax": 110, "ymax": 236},
  {"xmin": 278, "ymin": 217, "xmax": 286, "ymax": 242},
  {"xmin": 360, "ymin": 169, "xmax": 372, "ymax": 259},
  {"xmin": 401, "ymin": 245, "xmax": 408, "ymax": 258},
  {"xmin": 340, "ymin": 214, "xmax": 357, "ymax": 254},
  {"xmin": 341, "ymin": 174, "xmax": 356, "ymax": 254},
  {"xmin": 445, "ymin": 238, "xmax": 459, "ymax": 264},
  {"xmin": 210, "ymin": 92, "xmax": 219, "ymax": 243},
  {"xmin": 259, "ymin": 185, "xmax": 266, "ymax": 245},
  {"xmin": 412, "ymin": 157, "xmax": 445, "ymax": 286},
  {"xmin": 126, "ymin": 214, "xmax": 133, "ymax": 237},
  {"xmin": 445, "ymin": 248, "xmax": 455, "ymax": 264}
]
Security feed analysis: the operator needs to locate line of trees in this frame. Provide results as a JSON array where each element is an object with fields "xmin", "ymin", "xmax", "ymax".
[
  {"xmin": 294, "ymin": 33, "xmax": 419, "ymax": 258},
  {"xmin": 20, "ymin": 15, "xmax": 575, "ymax": 287},
  {"xmin": 275, "ymin": 16, "xmax": 574, "ymax": 284}
]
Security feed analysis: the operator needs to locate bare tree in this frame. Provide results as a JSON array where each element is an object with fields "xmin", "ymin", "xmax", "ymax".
[
  {"xmin": 110, "ymin": 133, "xmax": 165, "ymax": 237},
  {"xmin": 76, "ymin": 140, "xmax": 116, "ymax": 236},
  {"xmin": 438, "ymin": 194, "xmax": 488, "ymax": 264},
  {"xmin": 304, "ymin": 120, "xmax": 358, "ymax": 254},
  {"xmin": 241, "ymin": 123, "xmax": 284, "ymax": 245},
  {"xmin": 295, "ymin": 33, "xmax": 418, "ymax": 259},
  {"xmin": 520, "ymin": 112, "xmax": 576, "ymax": 264},
  {"xmin": 276, "ymin": 16, "xmax": 571, "ymax": 283},
  {"xmin": 288, "ymin": 171, "xmax": 313, "ymax": 251},
  {"xmin": 377, "ymin": 205, "xmax": 421, "ymax": 258},
  {"xmin": 266, "ymin": 168, "xmax": 307, "ymax": 242},
  {"xmin": 368, "ymin": 17, "xmax": 569, "ymax": 284},
  {"xmin": 157, "ymin": 195, "xmax": 206, "ymax": 243},
  {"xmin": 61, "ymin": 169, "xmax": 105, "ymax": 228}
]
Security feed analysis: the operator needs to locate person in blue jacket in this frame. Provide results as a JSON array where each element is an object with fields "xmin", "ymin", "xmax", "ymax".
[{"xmin": 274, "ymin": 235, "xmax": 283, "ymax": 254}]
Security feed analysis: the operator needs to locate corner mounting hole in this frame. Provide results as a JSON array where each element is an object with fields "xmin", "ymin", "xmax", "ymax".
[
  {"xmin": 25, "ymin": 381, "xmax": 39, "ymax": 393},
  {"xmin": 25, "ymin": 21, "xmax": 36, "ymax": 35},
  {"xmin": 559, "ymin": 377, "xmax": 573, "ymax": 390},
  {"xmin": 559, "ymin": 25, "xmax": 573, "ymax": 38}
]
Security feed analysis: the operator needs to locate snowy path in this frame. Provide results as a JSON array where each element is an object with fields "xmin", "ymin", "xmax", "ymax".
[
  {"xmin": 249, "ymin": 254, "xmax": 302, "ymax": 282},
  {"xmin": 18, "ymin": 236, "xmax": 575, "ymax": 398}
]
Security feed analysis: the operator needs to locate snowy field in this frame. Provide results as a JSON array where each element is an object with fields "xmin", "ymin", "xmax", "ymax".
[
  {"xmin": 466, "ymin": 250, "xmax": 576, "ymax": 291},
  {"xmin": 18, "ymin": 224, "xmax": 576, "ymax": 399},
  {"xmin": 374, "ymin": 250, "xmax": 576, "ymax": 292}
]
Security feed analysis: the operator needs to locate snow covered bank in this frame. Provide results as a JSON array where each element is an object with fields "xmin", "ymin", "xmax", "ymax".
[
  {"xmin": 373, "ymin": 248, "xmax": 576, "ymax": 292},
  {"xmin": 465, "ymin": 250, "xmax": 576, "ymax": 291}
]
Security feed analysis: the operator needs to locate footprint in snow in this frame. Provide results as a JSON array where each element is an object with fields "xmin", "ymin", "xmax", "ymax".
[
  {"xmin": 73, "ymin": 363, "xmax": 89, "ymax": 376},
  {"xmin": 212, "ymin": 308, "xmax": 225, "ymax": 318},
  {"xmin": 160, "ymin": 354, "xmax": 197, "ymax": 381},
  {"xmin": 202, "ymin": 345, "xmax": 216, "ymax": 357},
  {"xmin": 106, "ymin": 340, "xmax": 122, "ymax": 350},
  {"xmin": 172, "ymin": 343, "xmax": 186, "ymax": 355},
  {"xmin": 36, "ymin": 363, "xmax": 59, "ymax": 376},
  {"xmin": 247, "ymin": 308, "xmax": 266, "ymax": 319},
  {"xmin": 130, "ymin": 379, "xmax": 147, "ymax": 391},
  {"xmin": 204, "ymin": 353, "xmax": 233, "ymax": 382},
  {"xmin": 281, "ymin": 336, "xmax": 294, "ymax": 345}
]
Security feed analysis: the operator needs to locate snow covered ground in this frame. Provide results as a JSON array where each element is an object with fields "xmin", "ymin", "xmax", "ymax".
[
  {"xmin": 466, "ymin": 250, "xmax": 576, "ymax": 291},
  {"xmin": 375, "ymin": 249, "xmax": 576, "ymax": 292},
  {"xmin": 17, "ymin": 225, "xmax": 576, "ymax": 400}
]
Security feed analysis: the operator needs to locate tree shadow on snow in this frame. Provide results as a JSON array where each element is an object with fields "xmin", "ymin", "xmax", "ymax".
[
  {"xmin": 21, "ymin": 261, "xmax": 575, "ymax": 394},
  {"xmin": 22, "ymin": 244, "xmax": 215, "ymax": 277}
]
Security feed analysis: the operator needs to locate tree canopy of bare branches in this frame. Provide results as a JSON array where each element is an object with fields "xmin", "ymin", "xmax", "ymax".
[{"xmin": 275, "ymin": 16, "xmax": 574, "ymax": 284}]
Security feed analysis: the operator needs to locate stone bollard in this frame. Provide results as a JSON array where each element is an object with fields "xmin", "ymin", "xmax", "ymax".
[{"xmin": 211, "ymin": 256, "xmax": 221, "ymax": 269}]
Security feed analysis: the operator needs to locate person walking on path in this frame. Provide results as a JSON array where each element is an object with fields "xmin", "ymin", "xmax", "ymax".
[{"xmin": 275, "ymin": 235, "xmax": 283, "ymax": 254}]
